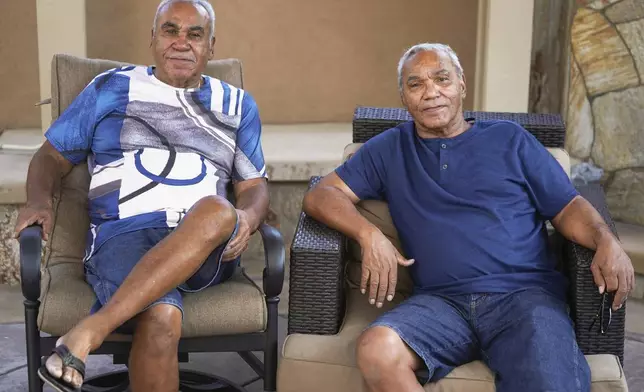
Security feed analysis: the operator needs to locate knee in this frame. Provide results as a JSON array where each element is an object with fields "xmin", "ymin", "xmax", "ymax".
[
  {"xmin": 356, "ymin": 326, "xmax": 409, "ymax": 375},
  {"xmin": 191, "ymin": 195, "xmax": 237, "ymax": 238},
  {"xmin": 193, "ymin": 195, "xmax": 236, "ymax": 221},
  {"xmin": 135, "ymin": 304, "xmax": 182, "ymax": 355}
]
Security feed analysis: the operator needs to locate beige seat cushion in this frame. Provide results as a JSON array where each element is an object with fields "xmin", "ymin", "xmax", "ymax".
[
  {"xmin": 38, "ymin": 263, "xmax": 267, "ymax": 338},
  {"xmin": 549, "ymin": 147, "xmax": 571, "ymax": 178},
  {"xmin": 615, "ymin": 221, "xmax": 644, "ymax": 275},
  {"xmin": 278, "ymin": 289, "xmax": 627, "ymax": 392}
]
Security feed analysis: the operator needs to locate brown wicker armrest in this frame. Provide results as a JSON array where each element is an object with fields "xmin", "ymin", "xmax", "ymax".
[
  {"xmin": 563, "ymin": 183, "xmax": 624, "ymax": 363},
  {"xmin": 288, "ymin": 176, "xmax": 347, "ymax": 335}
]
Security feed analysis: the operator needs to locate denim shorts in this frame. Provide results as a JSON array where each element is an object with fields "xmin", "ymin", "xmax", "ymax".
[
  {"xmin": 369, "ymin": 287, "xmax": 591, "ymax": 392},
  {"xmin": 84, "ymin": 224, "xmax": 238, "ymax": 319}
]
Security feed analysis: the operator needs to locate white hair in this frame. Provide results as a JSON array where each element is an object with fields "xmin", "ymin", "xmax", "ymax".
[
  {"xmin": 153, "ymin": 0, "xmax": 216, "ymax": 40},
  {"xmin": 397, "ymin": 43, "xmax": 464, "ymax": 91}
]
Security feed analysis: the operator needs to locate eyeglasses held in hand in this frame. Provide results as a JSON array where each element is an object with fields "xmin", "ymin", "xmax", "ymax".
[{"xmin": 589, "ymin": 291, "xmax": 612, "ymax": 335}]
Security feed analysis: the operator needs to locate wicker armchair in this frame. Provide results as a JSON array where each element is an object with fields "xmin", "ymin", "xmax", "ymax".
[{"xmin": 277, "ymin": 107, "xmax": 628, "ymax": 392}]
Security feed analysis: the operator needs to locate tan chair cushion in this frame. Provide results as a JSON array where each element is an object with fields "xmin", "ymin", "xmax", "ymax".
[
  {"xmin": 615, "ymin": 221, "xmax": 644, "ymax": 275},
  {"xmin": 38, "ymin": 263, "xmax": 267, "ymax": 337},
  {"xmin": 46, "ymin": 164, "xmax": 91, "ymax": 267},
  {"xmin": 548, "ymin": 147, "xmax": 571, "ymax": 178},
  {"xmin": 277, "ymin": 289, "xmax": 627, "ymax": 392}
]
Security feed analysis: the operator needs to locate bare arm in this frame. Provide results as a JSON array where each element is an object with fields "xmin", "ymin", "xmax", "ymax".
[
  {"xmin": 551, "ymin": 195, "xmax": 613, "ymax": 250},
  {"xmin": 302, "ymin": 172, "xmax": 378, "ymax": 244},
  {"xmin": 14, "ymin": 141, "xmax": 74, "ymax": 239},
  {"xmin": 304, "ymin": 172, "xmax": 413, "ymax": 307},
  {"xmin": 552, "ymin": 195, "xmax": 634, "ymax": 309},
  {"xmin": 233, "ymin": 177, "xmax": 270, "ymax": 232},
  {"xmin": 222, "ymin": 177, "xmax": 269, "ymax": 261}
]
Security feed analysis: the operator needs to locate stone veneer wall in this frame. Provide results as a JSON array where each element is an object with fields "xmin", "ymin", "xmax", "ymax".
[
  {"xmin": 567, "ymin": 0, "xmax": 644, "ymax": 225},
  {"xmin": 0, "ymin": 206, "xmax": 20, "ymax": 285}
]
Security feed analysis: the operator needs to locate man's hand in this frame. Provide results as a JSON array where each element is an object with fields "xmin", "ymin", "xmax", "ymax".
[
  {"xmin": 14, "ymin": 202, "xmax": 54, "ymax": 241},
  {"xmin": 551, "ymin": 196, "xmax": 635, "ymax": 311},
  {"xmin": 591, "ymin": 235, "xmax": 635, "ymax": 311},
  {"xmin": 222, "ymin": 209, "xmax": 251, "ymax": 262},
  {"xmin": 360, "ymin": 230, "xmax": 414, "ymax": 308}
]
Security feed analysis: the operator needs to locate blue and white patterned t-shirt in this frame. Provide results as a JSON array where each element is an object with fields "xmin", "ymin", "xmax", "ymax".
[{"xmin": 45, "ymin": 65, "xmax": 267, "ymax": 260}]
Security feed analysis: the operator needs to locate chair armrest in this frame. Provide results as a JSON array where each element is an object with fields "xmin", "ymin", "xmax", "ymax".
[
  {"xmin": 288, "ymin": 176, "xmax": 347, "ymax": 335},
  {"xmin": 258, "ymin": 223, "xmax": 285, "ymax": 298},
  {"xmin": 563, "ymin": 183, "xmax": 624, "ymax": 363},
  {"xmin": 19, "ymin": 225, "xmax": 43, "ymax": 302}
]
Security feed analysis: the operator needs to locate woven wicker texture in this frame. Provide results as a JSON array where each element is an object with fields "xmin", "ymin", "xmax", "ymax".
[
  {"xmin": 566, "ymin": 183, "xmax": 624, "ymax": 363},
  {"xmin": 288, "ymin": 177, "xmax": 346, "ymax": 335},
  {"xmin": 352, "ymin": 106, "xmax": 565, "ymax": 148}
]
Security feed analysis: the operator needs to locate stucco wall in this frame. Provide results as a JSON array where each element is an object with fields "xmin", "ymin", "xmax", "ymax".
[
  {"xmin": 0, "ymin": 1, "xmax": 41, "ymax": 130},
  {"xmin": 86, "ymin": 0, "xmax": 479, "ymax": 123}
]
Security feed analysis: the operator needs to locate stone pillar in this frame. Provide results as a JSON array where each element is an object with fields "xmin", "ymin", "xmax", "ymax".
[
  {"xmin": 567, "ymin": 0, "xmax": 644, "ymax": 225},
  {"xmin": 474, "ymin": 0, "xmax": 535, "ymax": 112}
]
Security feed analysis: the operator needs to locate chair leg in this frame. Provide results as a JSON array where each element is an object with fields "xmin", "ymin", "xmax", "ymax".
[
  {"xmin": 24, "ymin": 299, "xmax": 43, "ymax": 392},
  {"xmin": 264, "ymin": 297, "xmax": 279, "ymax": 392}
]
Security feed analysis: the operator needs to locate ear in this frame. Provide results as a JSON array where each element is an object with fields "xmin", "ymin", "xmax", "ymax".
[
  {"xmin": 150, "ymin": 29, "xmax": 154, "ymax": 48},
  {"xmin": 400, "ymin": 89, "xmax": 408, "ymax": 107},
  {"xmin": 459, "ymin": 74, "xmax": 467, "ymax": 99},
  {"xmin": 208, "ymin": 37, "xmax": 216, "ymax": 60}
]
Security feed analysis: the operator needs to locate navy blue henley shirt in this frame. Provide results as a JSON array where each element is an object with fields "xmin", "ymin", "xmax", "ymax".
[{"xmin": 335, "ymin": 120, "xmax": 579, "ymax": 300}]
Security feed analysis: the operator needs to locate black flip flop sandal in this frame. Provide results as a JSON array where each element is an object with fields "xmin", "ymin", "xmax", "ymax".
[{"xmin": 37, "ymin": 344, "xmax": 86, "ymax": 392}]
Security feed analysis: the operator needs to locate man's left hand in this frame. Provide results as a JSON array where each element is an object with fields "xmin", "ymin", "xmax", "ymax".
[
  {"xmin": 222, "ymin": 209, "xmax": 251, "ymax": 261},
  {"xmin": 590, "ymin": 235, "xmax": 635, "ymax": 311}
]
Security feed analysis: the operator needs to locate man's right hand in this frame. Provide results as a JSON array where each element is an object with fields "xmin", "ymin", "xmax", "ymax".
[
  {"xmin": 359, "ymin": 229, "xmax": 414, "ymax": 308},
  {"xmin": 14, "ymin": 202, "xmax": 54, "ymax": 241}
]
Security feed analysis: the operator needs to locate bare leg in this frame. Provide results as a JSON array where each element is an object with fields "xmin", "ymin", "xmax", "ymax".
[
  {"xmin": 45, "ymin": 195, "xmax": 237, "ymax": 388},
  {"xmin": 129, "ymin": 304, "xmax": 182, "ymax": 392},
  {"xmin": 356, "ymin": 326, "xmax": 425, "ymax": 392}
]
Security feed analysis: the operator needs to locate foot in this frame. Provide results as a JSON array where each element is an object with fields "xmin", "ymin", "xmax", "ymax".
[{"xmin": 44, "ymin": 320, "xmax": 104, "ymax": 388}]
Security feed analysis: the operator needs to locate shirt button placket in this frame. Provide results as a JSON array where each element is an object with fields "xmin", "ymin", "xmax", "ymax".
[{"xmin": 440, "ymin": 143, "xmax": 448, "ymax": 182}]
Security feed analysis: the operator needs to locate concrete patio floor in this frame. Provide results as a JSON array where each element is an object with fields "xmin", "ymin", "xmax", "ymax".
[
  {"xmin": 0, "ymin": 281, "xmax": 288, "ymax": 392},
  {"xmin": 2, "ymin": 282, "xmax": 644, "ymax": 391}
]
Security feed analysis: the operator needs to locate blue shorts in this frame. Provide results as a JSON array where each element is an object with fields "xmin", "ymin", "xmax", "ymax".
[
  {"xmin": 369, "ymin": 287, "xmax": 590, "ymax": 391},
  {"xmin": 84, "ymin": 224, "xmax": 238, "ymax": 320}
]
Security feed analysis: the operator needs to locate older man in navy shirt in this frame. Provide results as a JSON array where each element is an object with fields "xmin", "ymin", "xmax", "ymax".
[{"xmin": 303, "ymin": 43, "xmax": 634, "ymax": 392}]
